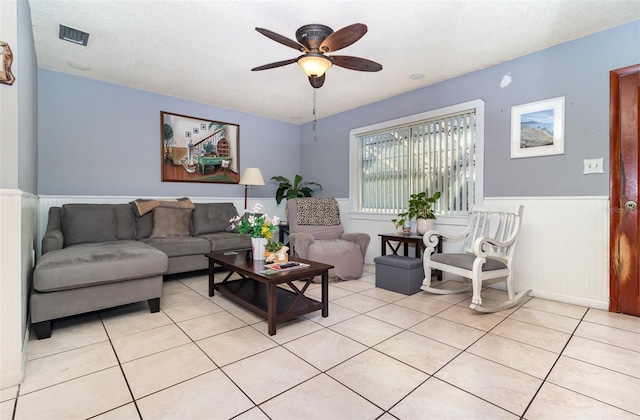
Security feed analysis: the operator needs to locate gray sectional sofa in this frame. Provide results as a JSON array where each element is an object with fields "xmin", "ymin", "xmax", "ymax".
[{"xmin": 31, "ymin": 201, "xmax": 250, "ymax": 339}]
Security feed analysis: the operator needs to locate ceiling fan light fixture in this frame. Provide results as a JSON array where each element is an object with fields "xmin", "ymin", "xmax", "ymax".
[{"xmin": 297, "ymin": 54, "xmax": 332, "ymax": 77}]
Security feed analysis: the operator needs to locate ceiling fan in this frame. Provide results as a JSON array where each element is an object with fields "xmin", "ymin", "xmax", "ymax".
[{"xmin": 251, "ymin": 23, "xmax": 382, "ymax": 89}]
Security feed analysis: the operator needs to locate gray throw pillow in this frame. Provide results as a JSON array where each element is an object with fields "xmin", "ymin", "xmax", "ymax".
[
  {"xmin": 62, "ymin": 204, "xmax": 118, "ymax": 246},
  {"xmin": 150, "ymin": 207, "xmax": 193, "ymax": 238},
  {"xmin": 192, "ymin": 203, "xmax": 240, "ymax": 235}
]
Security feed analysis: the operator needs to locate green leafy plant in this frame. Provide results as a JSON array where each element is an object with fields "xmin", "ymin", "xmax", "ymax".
[
  {"xmin": 228, "ymin": 203, "xmax": 279, "ymax": 239},
  {"xmin": 265, "ymin": 240, "xmax": 285, "ymax": 253},
  {"xmin": 270, "ymin": 174, "xmax": 323, "ymax": 205},
  {"xmin": 203, "ymin": 141, "xmax": 214, "ymax": 155},
  {"xmin": 163, "ymin": 123, "xmax": 173, "ymax": 143},
  {"xmin": 392, "ymin": 191, "xmax": 441, "ymax": 228}
]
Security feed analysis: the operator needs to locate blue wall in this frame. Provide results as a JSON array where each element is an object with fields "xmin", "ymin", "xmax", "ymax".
[
  {"xmin": 37, "ymin": 21, "xmax": 640, "ymax": 199},
  {"xmin": 17, "ymin": 0, "xmax": 38, "ymax": 194},
  {"xmin": 300, "ymin": 21, "xmax": 640, "ymax": 198},
  {"xmin": 37, "ymin": 70, "xmax": 301, "ymax": 199}
]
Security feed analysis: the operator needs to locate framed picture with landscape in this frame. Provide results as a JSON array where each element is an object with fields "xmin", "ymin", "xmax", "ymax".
[
  {"xmin": 161, "ymin": 111, "xmax": 240, "ymax": 183},
  {"xmin": 510, "ymin": 97, "xmax": 564, "ymax": 158}
]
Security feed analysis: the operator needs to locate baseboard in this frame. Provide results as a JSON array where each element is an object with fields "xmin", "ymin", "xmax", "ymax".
[
  {"xmin": 530, "ymin": 289, "xmax": 609, "ymax": 311},
  {"xmin": 487, "ymin": 283, "xmax": 609, "ymax": 310}
]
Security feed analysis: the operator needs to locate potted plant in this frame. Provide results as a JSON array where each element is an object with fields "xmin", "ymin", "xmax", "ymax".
[
  {"xmin": 202, "ymin": 141, "xmax": 215, "ymax": 156},
  {"xmin": 163, "ymin": 123, "xmax": 174, "ymax": 162},
  {"xmin": 270, "ymin": 174, "xmax": 323, "ymax": 205},
  {"xmin": 228, "ymin": 203, "xmax": 279, "ymax": 260},
  {"xmin": 392, "ymin": 191, "xmax": 441, "ymax": 234},
  {"xmin": 264, "ymin": 240, "xmax": 289, "ymax": 263}
]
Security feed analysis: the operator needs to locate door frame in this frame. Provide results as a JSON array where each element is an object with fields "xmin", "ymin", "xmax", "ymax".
[{"xmin": 609, "ymin": 63, "xmax": 640, "ymax": 313}]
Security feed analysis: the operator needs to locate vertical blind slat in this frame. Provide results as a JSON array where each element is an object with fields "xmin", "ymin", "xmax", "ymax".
[{"xmin": 357, "ymin": 109, "xmax": 476, "ymax": 215}]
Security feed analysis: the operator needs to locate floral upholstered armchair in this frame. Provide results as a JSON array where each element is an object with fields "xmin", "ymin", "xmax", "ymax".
[{"xmin": 286, "ymin": 198, "xmax": 370, "ymax": 280}]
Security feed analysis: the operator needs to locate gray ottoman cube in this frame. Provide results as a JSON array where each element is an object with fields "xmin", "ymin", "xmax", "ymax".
[{"xmin": 374, "ymin": 255, "xmax": 424, "ymax": 295}]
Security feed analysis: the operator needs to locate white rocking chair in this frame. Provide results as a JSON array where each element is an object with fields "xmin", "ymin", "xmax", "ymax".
[{"xmin": 421, "ymin": 205, "xmax": 531, "ymax": 313}]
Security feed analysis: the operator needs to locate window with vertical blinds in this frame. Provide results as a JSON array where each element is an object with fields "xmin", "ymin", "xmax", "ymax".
[{"xmin": 350, "ymin": 100, "xmax": 484, "ymax": 216}]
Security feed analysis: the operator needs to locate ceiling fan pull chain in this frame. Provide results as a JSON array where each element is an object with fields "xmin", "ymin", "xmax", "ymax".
[{"xmin": 313, "ymin": 88, "xmax": 317, "ymax": 131}]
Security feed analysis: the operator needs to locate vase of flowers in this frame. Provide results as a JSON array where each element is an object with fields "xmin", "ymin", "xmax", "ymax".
[
  {"xmin": 251, "ymin": 237, "xmax": 267, "ymax": 261},
  {"xmin": 229, "ymin": 203, "xmax": 279, "ymax": 261}
]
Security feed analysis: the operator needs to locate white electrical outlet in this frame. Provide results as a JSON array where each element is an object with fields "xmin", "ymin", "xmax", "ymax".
[{"xmin": 583, "ymin": 158, "xmax": 604, "ymax": 174}]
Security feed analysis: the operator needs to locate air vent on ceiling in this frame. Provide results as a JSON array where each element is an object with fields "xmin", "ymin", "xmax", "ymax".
[{"xmin": 59, "ymin": 25, "xmax": 89, "ymax": 46}]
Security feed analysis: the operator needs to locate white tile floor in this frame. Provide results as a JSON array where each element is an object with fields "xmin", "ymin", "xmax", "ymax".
[{"xmin": 2, "ymin": 264, "xmax": 640, "ymax": 419}]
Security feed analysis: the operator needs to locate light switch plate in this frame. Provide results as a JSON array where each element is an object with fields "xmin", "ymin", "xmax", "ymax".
[{"xmin": 583, "ymin": 158, "xmax": 604, "ymax": 174}]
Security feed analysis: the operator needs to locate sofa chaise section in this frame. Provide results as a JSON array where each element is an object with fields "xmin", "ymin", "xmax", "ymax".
[
  {"xmin": 31, "ymin": 241, "xmax": 167, "ymax": 339},
  {"xmin": 31, "ymin": 204, "xmax": 168, "ymax": 339}
]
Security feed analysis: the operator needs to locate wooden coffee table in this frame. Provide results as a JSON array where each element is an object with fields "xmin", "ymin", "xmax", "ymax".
[{"xmin": 206, "ymin": 252, "xmax": 333, "ymax": 335}]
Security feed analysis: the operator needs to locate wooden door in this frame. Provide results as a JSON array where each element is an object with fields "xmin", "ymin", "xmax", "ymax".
[{"xmin": 610, "ymin": 64, "xmax": 640, "ymax": 316}]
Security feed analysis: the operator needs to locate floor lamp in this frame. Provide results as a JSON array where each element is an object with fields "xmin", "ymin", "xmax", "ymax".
[{"xmin": 239, "ymin": 168, "xmax": 265, "ymax": 209}]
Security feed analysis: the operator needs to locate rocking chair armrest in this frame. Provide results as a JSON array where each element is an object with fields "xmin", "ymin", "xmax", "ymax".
[
  {"xmin": 288, "ymin": 232, "xmax": 314, "ymax": 258},
  {"xmin": 423, "ymin": 229, "xmax": 467, "ymax": 250},
  {"xmin": 472, "ymin": 235, "xmax": 516, "ymax": 257}
]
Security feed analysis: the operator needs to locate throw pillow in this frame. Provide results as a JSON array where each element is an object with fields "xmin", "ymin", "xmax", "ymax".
[
  {"xmin": 297, "ymin": 198, "xmax": 340, "ymax": 226},
  {"xmin": 150, "ymin": 208, "xmax": 192, "ymax": 238},
  {"xmin": 192, "ymin": 203, "xmax": 240, "ymax": 236}
]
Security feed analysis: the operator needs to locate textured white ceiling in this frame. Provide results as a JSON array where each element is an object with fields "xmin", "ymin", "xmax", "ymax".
[{"xmin": 28, "ymin": 0, "xmax": 640, "ymax": 124}]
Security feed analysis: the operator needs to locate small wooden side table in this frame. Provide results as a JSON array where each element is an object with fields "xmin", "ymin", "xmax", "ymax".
[
  {"xmin": 278, "ymin": 222, "xmax": 289, "ymax": 245},
  {"xmin": 379, "ymin": 232, "xmax": 426, "ymax": 258},
  {"xmin": 378, "ymin": 232, "xmax": 442, "ymax": 280}
]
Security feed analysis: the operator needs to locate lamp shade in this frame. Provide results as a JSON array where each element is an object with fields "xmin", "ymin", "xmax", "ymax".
[
  {"xmin": 297, "ymin": 54, "xmax": 333, "ymax": 77},
  {"xmin": 239, "ymin": 168, "xmax": 265, "ymax": 186}
]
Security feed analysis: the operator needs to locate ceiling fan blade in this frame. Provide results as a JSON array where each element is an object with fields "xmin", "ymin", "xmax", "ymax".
[
  {"xmin": 309, "ymin": 74, "xmax": 325, "ymax": 89},
  {"xmin": 251, "ymin": 58, "xmax": 298, "ymax": 71},
  {"xmin": 319, "ymin": 23, "xmax": 367, "ymax": 53},
  {"xmin": 255, "ymin": 27, "xmax": 307, "ymax": 52},
  {"xmin": 331, "ymin": 55, "xmax": 383, "ymax": 72}
]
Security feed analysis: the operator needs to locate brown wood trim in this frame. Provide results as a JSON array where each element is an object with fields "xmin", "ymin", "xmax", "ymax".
[
  {"xmin": 610, "ymin": 69, "xmax": 621, "ymax": 312},
  {"xmin": 609, "ymin": 64, "xmax": 640, "ymax": 313}
]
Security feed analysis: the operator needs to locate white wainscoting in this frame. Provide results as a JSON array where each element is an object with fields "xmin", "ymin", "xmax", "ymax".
[
  {"xmin": 38, "ymin": 195, "xmax": 610, "ymax": 309},
  {"xmin": 483, "ymin": 197, "xmax": 610, "ymax": 310},
  {"xmin": 1, "ymin": 189, "xmax": 38, "ymax": 388},
  {"xmin": 344, "ymin": 196, "xmax": 610, "ymax": 310}
]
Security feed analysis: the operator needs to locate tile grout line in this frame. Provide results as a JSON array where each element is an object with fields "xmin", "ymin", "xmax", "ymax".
[
  {"xmin": 518, "ymin": 306, "xmax": 590, "ymax": 419},
  {"xmin": 97, "ymin": 312, "xmax": 143, "ymax": 420},
  {"xmin": 13, "ymin": 268, "xmax": 639, "ymax": 419},
  {"xmin": 528, "ymin": 307, "xmax": 640, "ymax": 417},
  {"xmin": 407, "ymin": 305, "xmax": 523, "ymax": 418},
  {"xmin": 177, "ymin": 277, "xmax": 314, "ymax": 418},
  {"xmin": 9, "ymin": 385, "xmax": 20, "ymax": 420}
]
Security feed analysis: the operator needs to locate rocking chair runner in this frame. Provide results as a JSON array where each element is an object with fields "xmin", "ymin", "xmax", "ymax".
[{"xmin": 421, "ymin": 205, "xmax": 531, "ymax": 313}]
